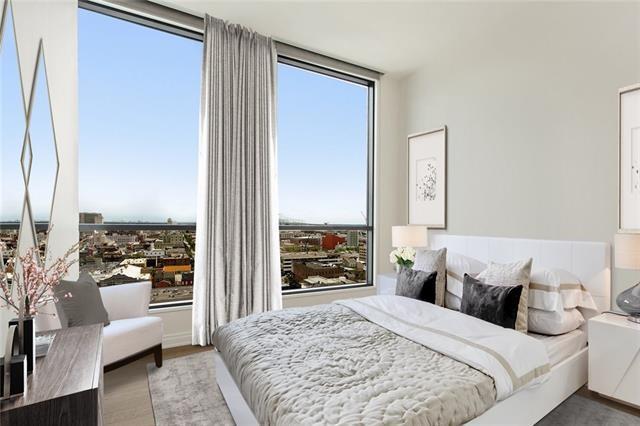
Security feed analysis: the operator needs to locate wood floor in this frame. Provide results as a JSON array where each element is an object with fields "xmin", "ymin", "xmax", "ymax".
[
  {"xmin": 104, "ymin": 345, "xmax": 638, "ymax": 425},
  {"xmin": 104, "ymin": 345, "xmax": 213, "ymax": 426}
]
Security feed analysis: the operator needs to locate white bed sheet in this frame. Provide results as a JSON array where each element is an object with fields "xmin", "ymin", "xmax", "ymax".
[{"xmin": 528, "ymin": 329, "xmax": 587, "ymax": 367}]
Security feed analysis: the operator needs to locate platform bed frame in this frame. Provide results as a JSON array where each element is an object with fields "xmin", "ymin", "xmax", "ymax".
[{"xmin": 214, "ymin": 235, "xmax": 611, "ymax": 426}]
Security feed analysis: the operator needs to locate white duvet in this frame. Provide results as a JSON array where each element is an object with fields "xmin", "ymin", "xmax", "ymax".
[{"xmin": 337, "ymin": 295, "xmax": 551, "ymax": 400}]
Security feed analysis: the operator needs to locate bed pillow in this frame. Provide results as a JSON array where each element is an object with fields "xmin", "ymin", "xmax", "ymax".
[
  {"xmin": 413, "ymin": 247, "xmax": 446, "ymax": 306},
  {"xmin": 529, "ymin": 268, "xmax": 597, "ymax": 312},
  {"xmin": 395, "ymin": 268, "xmax": 438, "ymax": 304},
  {"xmin": 460, "ymin": 274, "xmax": 523, "ymax": 329},
  {"xmin": 445, "ymin": 291, "xmax": 461, "ymax": 311},
  {"xmin": 528, "ymin": 308, "xmax": 585, "ymax": 335},
  {"xmin": 476, "ymin": 258, "xmax": 532, "ymax": 333},
  {"xmin": 446, "ymin": 252, "xmax": 486, "ymax": 298}
]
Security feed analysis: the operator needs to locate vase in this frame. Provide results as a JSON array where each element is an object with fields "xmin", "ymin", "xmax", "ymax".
[
  {"xmin": 616, "ymin": 281, "xmax": 640, "ymax": 323},
  {"xmin": 8, "ymin": 316, "xmax": 35, "ymax": 374}
]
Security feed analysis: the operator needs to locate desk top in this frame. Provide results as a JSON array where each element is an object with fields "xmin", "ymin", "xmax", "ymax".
[{"xmin": 0, "ymin": 324, "xmax": 103, "ymax": 412}]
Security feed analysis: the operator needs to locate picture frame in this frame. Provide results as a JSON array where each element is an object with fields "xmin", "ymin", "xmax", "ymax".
[
  {"xmin": 618, "ymin": 84, "xmax": 640, "ymax": 232},
  {"xmin": 408, "ymin": 126, "xmax": 447, "ymax": 229}
]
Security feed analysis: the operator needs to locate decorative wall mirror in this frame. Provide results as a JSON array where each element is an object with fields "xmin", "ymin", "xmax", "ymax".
[
  {"xmin": 23, "ymin": 41, "xmax": 59, "ymax": 264},
  {"xmin": 1, "ymin": 0, "xmax": 59, "ymax": 285},
  {"xmin": 1, "ymin": 0, "xmax": 26, "ymax": 271}
]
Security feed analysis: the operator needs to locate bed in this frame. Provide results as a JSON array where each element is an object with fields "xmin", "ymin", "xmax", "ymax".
[{"xmin": 213, "ymin": 235, "xmax": 611, "ymax": 425}]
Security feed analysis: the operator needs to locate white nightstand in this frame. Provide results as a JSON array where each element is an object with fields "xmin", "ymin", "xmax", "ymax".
[
  {"xmin": 376, "ymin": 272, "xmax": 397, "ymax": 295},
  {"xmin": 588, "ymin": 312, "xmax": 640, "ymax": 408}
]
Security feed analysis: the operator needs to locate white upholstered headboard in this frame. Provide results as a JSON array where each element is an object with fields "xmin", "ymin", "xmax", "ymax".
[{"xmin": 429, "ymin": 234, "xmax": 611, "ymax": 312}]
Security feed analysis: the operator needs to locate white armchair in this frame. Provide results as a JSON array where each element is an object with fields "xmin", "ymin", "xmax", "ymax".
[{"xmin": 98, "ymin": 281, "xmax": 164, "ymax": 371}]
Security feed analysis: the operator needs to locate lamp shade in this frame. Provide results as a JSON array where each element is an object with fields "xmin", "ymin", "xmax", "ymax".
[
  {"xmin": 615, "ymin": 233, "xmax": 640, "ymax": 270},
  {"xmin": 392, "ymin": 225, "xmax": 428, "ymax": 248}
]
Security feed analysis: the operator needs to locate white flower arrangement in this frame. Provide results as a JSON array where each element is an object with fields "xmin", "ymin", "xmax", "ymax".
[{"xmin": 389, "ymin": 246, "xmax": 416, "ymax": 268}]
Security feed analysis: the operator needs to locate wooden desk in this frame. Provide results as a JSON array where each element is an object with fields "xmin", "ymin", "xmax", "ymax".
[{"xmin": 0, "ymin": 324, "xmax": 103, "ymax": 426}]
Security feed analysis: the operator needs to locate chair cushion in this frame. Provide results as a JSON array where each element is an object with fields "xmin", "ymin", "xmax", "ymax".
[{"xmin": 103, "ymin": 316, "xmax": 163, "ymax": 366}]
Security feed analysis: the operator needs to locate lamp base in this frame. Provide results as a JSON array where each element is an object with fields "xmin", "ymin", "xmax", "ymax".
[{"xmin": 616, "ymin": 281, "xmax": 640, "ymax": 322}]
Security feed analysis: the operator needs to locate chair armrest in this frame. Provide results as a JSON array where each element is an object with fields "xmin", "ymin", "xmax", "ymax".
[{"xmin": 99, "ymin": 281, "xmax": 151, "ymax": 321}]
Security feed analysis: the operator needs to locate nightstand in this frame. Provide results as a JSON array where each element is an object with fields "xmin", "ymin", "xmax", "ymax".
[
  {"xmin": 376, "ymin": 272, "xmax": 397, "ymax": 295},
  {"xmin": 588, "ymin": 312, "xmax": 640, "ymax": 408}
]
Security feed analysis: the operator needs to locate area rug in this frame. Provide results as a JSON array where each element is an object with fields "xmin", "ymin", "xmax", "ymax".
[
  {"xmin": 147, "ymin": 351, "xmax": 233, "ymax": 426},
  {"xmin": 148, "ymin": 351, "xmax": 639, "ymax": 425}
]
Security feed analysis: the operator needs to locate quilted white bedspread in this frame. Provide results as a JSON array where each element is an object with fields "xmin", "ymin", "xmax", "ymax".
[{"xmin": 212, "ymin": 295, "xmax": 550, "ymax": 425}]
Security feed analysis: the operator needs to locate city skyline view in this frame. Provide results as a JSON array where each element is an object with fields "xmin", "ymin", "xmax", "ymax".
[{"xmin": 2, "ymin": 9, "xmax": 370, "ymax": 226}]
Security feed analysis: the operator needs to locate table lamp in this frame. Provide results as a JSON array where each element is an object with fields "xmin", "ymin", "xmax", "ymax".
[
  {"xmin": 392, "ymin": 225, "xmax": 429, "ymax": 249},
  {"xmin": 390, "ymin": 226, "xmax": 428, "ymax": 271},
  {"xmin": 614, "ymin": 233, "xmax": 640, "ymax": 323}
]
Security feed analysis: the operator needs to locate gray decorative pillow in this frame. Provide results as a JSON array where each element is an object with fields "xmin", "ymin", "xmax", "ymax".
[
  {"xmin": 461, "ymin": 274, "xmax": 523, "ymax": 329},
  {"xmin": 413, "ymin": 247, "xmax": 447, "ymax": 306},
  {"xmin": 53, "ymin": 272, "xmax": 110, "ymax": 328},
  {"xmin": 476, "ymin": 258, "xmax": 532, "ymax": 333},
  {"xmin": 395, "ymin": 268, "xmax": 437, "ymax": 303}
]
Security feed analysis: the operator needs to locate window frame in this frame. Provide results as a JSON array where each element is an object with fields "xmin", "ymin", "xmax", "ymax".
[
  {"xmin": 275, "ymin": 54, "xmax": 376, "ymax": 295},
  {"xmin": 2, "ymin": 2, "xmax": 377, "ymax": 308}
]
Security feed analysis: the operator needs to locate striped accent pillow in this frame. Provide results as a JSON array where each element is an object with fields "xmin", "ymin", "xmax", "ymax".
[
  {"xmin": 529, "ymin": 268, "xmax": 597, "ymax": 312},
  {"xmin": 445, "ymin": 252, "xmax": 486, "ymax": 299},
  {"xmin": 476, "ymin": 259, "xmax": 533, "ymax": 333}
]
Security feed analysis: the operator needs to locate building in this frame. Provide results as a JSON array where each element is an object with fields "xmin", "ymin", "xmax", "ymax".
[
  {"xmin": 347, "ymin": 231, "xmax": 359, "ymax": 248},
  {"xmin": 322, "ymin": 233, "xmax": 346, "ymax": 250},
  {"xmin": 280, "ymin": 251, "xmax": 341, "ymax": 272},
  {"xmin": 359, "ymin": 243, "xmax": 367, "ymax": 261},
  {"xmin": 163, "ymin": 231, "xmax": 184, "ymax": 246},
  {"xmin": 79, "ymin": 212, "xmax": 104, "ymax": 224},
  {"xmin": 292, "ymin": 262, "xmax": 344, "ymax": 281},
  {"xmin": 163, "ymin": 262, "xmax": 191, "ymax": 273},
  {"xmin": 111, "ymin": 233, "xmax": 138, "ymax": 245},
  {"xmin": 144, "ymin": 249, "xmax": 165, "ymax": 258},
  {"xmin": 302, "ymin": 276, "xmax": 354, "ymax": 288}
]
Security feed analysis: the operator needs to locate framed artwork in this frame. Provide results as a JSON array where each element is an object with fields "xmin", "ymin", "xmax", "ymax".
[
  {"xmin": 408, "ymin": 126, "xmax": 447, "ymax": 228},
  {"xmin": 619, "ymin": 84, "xmax": 640, "ymax": 232}
]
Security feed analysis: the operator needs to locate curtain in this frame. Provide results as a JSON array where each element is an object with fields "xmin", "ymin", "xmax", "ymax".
[{"xmin": 192, "ymin": 15, "xmax": 281, "ymax": 346}]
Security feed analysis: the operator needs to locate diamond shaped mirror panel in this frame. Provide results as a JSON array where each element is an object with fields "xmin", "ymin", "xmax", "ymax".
[
  {"xmin": 27, "ymin": 44, "xmax": 59, "ymax": 258},
  {"xmin": 0, "ymin": 1, "xmax": 26, "ymax": 268}
]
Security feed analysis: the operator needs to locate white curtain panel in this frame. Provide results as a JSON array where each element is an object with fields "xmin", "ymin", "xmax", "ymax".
[{"xmin": 192, "ymin": 15, "xmax": 282, "ymax": 346}]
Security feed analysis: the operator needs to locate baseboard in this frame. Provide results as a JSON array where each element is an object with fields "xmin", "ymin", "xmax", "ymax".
[{"xmin": 163, "ymin": 331, "xmax": 192, "ymax": 348}]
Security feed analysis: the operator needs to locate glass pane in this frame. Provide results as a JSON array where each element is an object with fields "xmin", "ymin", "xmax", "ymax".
[
  {"xmin": 280, "ymin": 229, "xmax": 367, "ymax": 290},
  {"xmin": 78, "ymin": 9, "xmax": 200, "ymax": 304},
  {"xmin": 277, "ymin": 63, "xmax": 369, "ymax": 225},
  {"xmin": 29, "ymin": 49, "xmax": 58, "ymax": 224},
  {"xmin": 78, "ymin": 9, "xmax": 199, "ymax": 223},
  {"xmin": 0, "ymin": 5, "xmax": 26, "ymax": 226}
]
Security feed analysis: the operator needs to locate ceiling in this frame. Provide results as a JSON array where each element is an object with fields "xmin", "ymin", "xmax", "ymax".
[{"xmin": 156, "ymin": 1, "xmax": 639, "ymax": 76}]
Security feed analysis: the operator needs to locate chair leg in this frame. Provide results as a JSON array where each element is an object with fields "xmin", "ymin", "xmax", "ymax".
[{"xmin": 154, "ymin": 344, "xmax": 163, "ymax": 368}]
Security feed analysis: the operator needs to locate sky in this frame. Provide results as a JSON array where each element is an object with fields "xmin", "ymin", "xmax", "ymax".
[{"xmin": 1, "ymin": 8, "xmax": 368, "ymax": 225}]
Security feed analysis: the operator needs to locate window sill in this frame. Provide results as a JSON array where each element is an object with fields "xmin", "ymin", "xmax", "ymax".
[
  {"xmin": 283, "ymin": 283, "xmax": 374, "ymax": 298},
  {"xmin": 149, "ymin": 302, "xmax": 192, "ymax": 313},
  {"xmin": 148, "ymin": 283, "xmax": 376, "ymax": 312}
]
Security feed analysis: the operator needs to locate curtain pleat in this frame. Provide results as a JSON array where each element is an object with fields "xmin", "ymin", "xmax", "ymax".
[{"xmin": 192, "ymin": 16, "xmax": 282, "ymax": 346}]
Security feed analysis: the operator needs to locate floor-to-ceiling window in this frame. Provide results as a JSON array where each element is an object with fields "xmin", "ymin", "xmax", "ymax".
[
  {"xmin": 276, "ymin": 57, "xmax": 375, "ymax": 292},
  {"xmin": 0, "ymin": 3, "xmax": 376, "ymax": 307},
  {"xmin": 77, "ymin": 5, "xmax": 201, "ymax": 307}
]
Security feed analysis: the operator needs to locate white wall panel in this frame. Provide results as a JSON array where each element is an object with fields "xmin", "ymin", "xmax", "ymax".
[{"xmin": 0, "ymin": 0, "xmax": 78, "ymax": 342}]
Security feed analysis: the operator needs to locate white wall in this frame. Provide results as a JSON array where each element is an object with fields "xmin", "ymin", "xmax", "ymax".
[
  {"xmin": 400, "ymin": 2, "xmax": 640, "ymax": 302},
  {"xmin": 0, "ymin": 0, "xmax": 78, "ymax": 350}
]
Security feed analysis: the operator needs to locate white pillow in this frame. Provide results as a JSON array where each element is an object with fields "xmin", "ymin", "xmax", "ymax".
[
  {"xmin": 444, "ymin": 291, "xmax": 461, "ymax": 311},
  {"xmin": 529, "ymin": 268, "xmax": 597, "ymax": 312},
  {"xmin": 528, "ymin": 308, "xmax": 585, "ymax": 335},
  {"xmin": 446, "ymin": 252, "xmax": 486, "ymax": 298}
]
